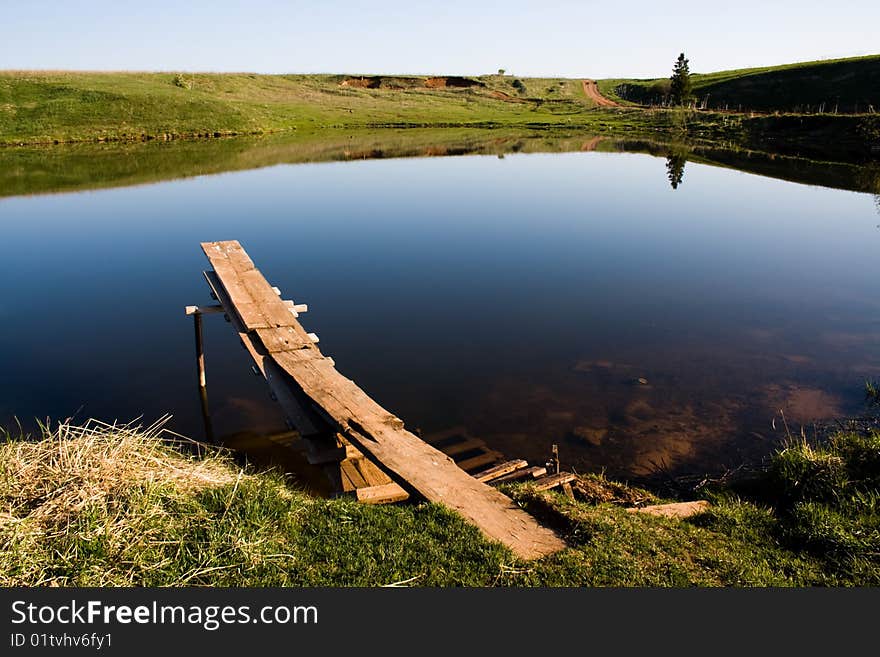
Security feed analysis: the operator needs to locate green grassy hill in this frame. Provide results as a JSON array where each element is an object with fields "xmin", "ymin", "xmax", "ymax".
[
  {"xmin": 0, "ymin": 71, "xmax": 594, "ymax": 145},
  {"xmin": 602, "ymin": 54, "xmax": 880, "ymax": 113}
]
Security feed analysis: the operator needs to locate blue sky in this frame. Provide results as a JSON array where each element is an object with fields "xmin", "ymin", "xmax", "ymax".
[{"xmin": 3, "ymin": 1, "xmax": 878, "ymax": 78}]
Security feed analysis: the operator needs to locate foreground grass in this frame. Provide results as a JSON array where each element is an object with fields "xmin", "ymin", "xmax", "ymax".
[{"xmin": 2, "ymin": 420, "xmax": 878, "ymax": 586}]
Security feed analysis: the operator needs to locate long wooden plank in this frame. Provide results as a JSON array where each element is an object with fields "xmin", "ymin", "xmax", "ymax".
[{"xmin": 202, "ymin": 240, "xmax": 565, "ymax": 559}]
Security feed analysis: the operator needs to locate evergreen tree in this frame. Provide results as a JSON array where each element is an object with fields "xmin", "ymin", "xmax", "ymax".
[{"xmin": 669, "ymin": 53, "xmax": 693, "ymax": 106}]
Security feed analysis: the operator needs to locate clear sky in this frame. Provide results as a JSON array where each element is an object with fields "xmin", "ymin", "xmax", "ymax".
[{"xmin": 3, "ymin": 1, "xmax": 878, "ymax": 79}]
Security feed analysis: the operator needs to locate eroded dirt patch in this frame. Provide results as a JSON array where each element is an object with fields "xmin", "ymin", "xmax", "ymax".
[{"xmin": 340, "ymin": 75, "xmax": 485, "ymax": 90}]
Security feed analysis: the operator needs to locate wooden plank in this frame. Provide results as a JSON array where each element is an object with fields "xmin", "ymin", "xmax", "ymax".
[
  {"xmin": 473, "ymin": 459, "xmax": 529, "ymax": 483},
  {"xmin": 532, "ymin": 472, "xmax": 578, "ymax": 491},
  {"xmin": 255, "ymin": 327, "xmax": 310, "ymax": 353},
  {"xmin": 340, "ymin": 459, "xmax": 368, "ymax": 489},
  {"xmin": 626, "ymin": 501, "xmax": 710, "ymax": 519},
  {"xmin": 202, "ymin": 240, "xmax": 566, "ymax": 559},
  {"xmin": 355, "ymin": 483, "xmax": 411, "ymax": 504},
  {"xmin": 239, "ymin": 268, "xmax": 302, "ymax": 328},
  {"xmin": 353, "ymin": 455, "xmax": 401, "ymax": 488},
  {"xmin": 490, "ymin": 466, "xmax": 547, "ymax": 485},
  {"xmin": 202, "ymin": 241, "xmax": 310, "ymax": 334},
  {"xmin": 456, "ymin": 452, "xmax": 501, "ymax": 472}
]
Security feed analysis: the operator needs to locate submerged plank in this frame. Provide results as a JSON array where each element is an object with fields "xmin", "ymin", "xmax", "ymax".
[
  {"xmin": 201, "ymin": 240, "xmax": 566, "ymax": 559},
  {"xmin": 532, "ymin": 473, "xmax": 578, "ymax": 491},
  {"xmin": 474, "ymin": 459, "xmax": 529, "ymax": 483},
  {"xmin": 490, "ymin": 466, "xmax": 548, "ymax": 485}
]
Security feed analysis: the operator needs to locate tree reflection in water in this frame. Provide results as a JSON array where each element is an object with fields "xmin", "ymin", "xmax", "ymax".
[{"xmin": 666, "ymin": 154, "xmax": 686, "ymax": 190}]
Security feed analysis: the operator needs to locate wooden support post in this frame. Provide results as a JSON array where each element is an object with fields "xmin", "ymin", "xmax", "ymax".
[
  {"xmin": 198, "ymin": 384, "xmax": 216, "ymax": 445},
  {"xmin": 185, "ymin": 304, "xmax": 216, "ymax": 444},
  {"xmin": 194, "ymin": 311, "xmax": 207, "ymax": 389}
]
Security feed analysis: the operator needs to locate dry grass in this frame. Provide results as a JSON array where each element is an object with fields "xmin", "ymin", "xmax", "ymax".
[
  {"xmin": 1, "ymin": 418, "xmax": 235, "ymax": 530},
  {"xmin": 0, "ymin": 419, "xmax": 252, "ymax": 586},
  {"xmin": 571, "ymin": 473, "xmax": 658, "ymax": 506}
]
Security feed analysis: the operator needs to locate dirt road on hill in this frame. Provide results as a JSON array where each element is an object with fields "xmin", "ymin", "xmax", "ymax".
[{"xmin": 582, "ymin": 79, "xmax": 619, "ymax": 107}]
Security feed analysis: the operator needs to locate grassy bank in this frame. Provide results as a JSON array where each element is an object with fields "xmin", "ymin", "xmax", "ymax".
[
  {"xmin": 601, "ymin": 54, "xmax": 880, "ymax": 114},
  {"xmin": 0, "ymin": 71, "xmax": 596, "ymax": 145},
  {"xmin": 2, "ymin": 419, "xmax": 877, "ymax": 586},
  {"xmin": 2, "ymin": 71, "xmax": 878, "ymax": 165}
]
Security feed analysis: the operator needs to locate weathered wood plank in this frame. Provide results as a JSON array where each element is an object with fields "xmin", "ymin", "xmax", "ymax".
[
  {"xmin": 532, "ymin": 472, "xmax": 578, "ymax": 491},
  {"xmin": 255, "ymin": 327, "xmax": 310, "ymax": 353},
  {"xmin": 353, "ymin": 454, "xmax": 401, "ymax": 488},
  {"xmin": 490, "ymin": 466, "xmax": 548, "ymax": 485},
  {"xmin": 473, "ymin": 459, "xmax": 529, "ymax": 483},
  {"xmin": 202, "ymin": 241, "xmax": 309, "ymax": 332},
  {"xmin": 202, "ymin": 240, "xmax": 566, "ymax": 559},
  {"xmin": 340, "ymin": 459, "xmax": 368, "ymax": 489},
  {"xmin": 355, "ymin": 483, "xmax": 411, "ymax": 504}
]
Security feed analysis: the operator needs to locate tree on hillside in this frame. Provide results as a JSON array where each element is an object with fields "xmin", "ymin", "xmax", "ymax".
[
  {"xmin": 669, "ymin": 53, "xmax": 693, "ymax": 106},
  {"xmin": 498, "ymin": 68, "xmax": 506, "ymax": 76}
]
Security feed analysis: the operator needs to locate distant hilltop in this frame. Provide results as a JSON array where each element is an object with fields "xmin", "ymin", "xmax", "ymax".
[{"xmin": 602, "ymin": 54, "xmax": 880, "ymax": 114}]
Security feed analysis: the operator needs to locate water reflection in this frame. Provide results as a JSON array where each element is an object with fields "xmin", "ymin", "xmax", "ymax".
[
  {"xmin": 3, "ymin": 129, "xmax": 880, "ymax": 200},
  {"xmin": 666, "ymin": 154, "xmax": 686, "ymax": 190},
  {"xmin": 1, "ymin": 135, "xmax": 879, "ymax": 482}
]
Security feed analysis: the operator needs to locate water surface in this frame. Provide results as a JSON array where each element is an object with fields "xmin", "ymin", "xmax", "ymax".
[{"xmin": 2, "ymin": 137, "xmax": 878, "ymax": 480}]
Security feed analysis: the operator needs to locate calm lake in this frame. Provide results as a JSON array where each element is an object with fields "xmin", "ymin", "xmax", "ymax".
[{"xmin": 2, "ymin": 133, "xmax": 879, "ymax": 482}]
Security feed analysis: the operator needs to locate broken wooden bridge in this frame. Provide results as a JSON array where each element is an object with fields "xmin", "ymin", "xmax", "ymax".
[{"xmin": 187, "ymin": 240, "xmax": 567, "ymax": 560}]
